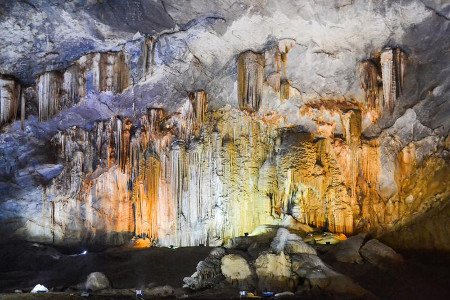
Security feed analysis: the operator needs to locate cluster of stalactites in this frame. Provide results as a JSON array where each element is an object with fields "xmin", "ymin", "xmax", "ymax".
[
  {"xmin": 37, "ymin": 51, "xmax": 131, "ymax": 121},
  {"xmin": 108, "ymin": 91, "xmax": 208, "ymax": 177},
  {"xmin": 0, "ymin": 75, "xmax": 21, "ymax": 127},
  {"xmin": 237, "ymin": 51, "xmax": 265, "ymax": 112},
  {"xmin": 360, "ymin": 47, "xmax": 407, "ymax": 115}
]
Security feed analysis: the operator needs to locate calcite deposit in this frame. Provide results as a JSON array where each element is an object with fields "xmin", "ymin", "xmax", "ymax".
[{"xmin": 0, "ymin": 0, "xmax": 449, "ymax": 255}]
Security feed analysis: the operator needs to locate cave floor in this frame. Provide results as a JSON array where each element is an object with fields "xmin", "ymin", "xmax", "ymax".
[{"xmin": 0, "ymin": 242, "xmax": 449, "ymax": 299}]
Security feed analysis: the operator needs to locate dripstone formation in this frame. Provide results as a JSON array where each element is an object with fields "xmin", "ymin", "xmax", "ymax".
[{"xmin": 0, "ymin": 0, "xmax": 449, "ymax": 253}]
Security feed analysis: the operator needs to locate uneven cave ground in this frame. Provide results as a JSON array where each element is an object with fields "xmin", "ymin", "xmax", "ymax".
[{"xmin": 0, "ymin": 231, "xmax": 449, "ymax": 300}]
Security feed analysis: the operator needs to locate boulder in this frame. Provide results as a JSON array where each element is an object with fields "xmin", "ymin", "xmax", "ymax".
[
  {"xmin": 220, "ymin": 254, "xmax": 253, "ymax": 288},
  {"xmin": 360, "ymin": 239, "xmax": 403, "ymax": 268},
  {"xmin": 255, "ymin": 252, "xmax": 295, "ymax": 292},
  {"xmin": 330, "ymin": 233, "xmax": 366, "ymax": 263},
  {"xmin": 85, "ymin": 272, "xmax": 111, "ymax": 291},
  {"xmin": 271, "ymin": 228, "xmax": 316, "ymax": 255},
  {"xmin": 183, "ymin": 248, "xmax": 226, "ymax": 290},
  {"xmin": 292, "ymin": 254, "xmax": 371, "ymax": 298},
  {"xmin": 285, "ymin": 239, "xmax": 317, "ymax": 255}
]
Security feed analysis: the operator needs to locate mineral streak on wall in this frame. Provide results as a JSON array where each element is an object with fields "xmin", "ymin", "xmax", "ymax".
[
  {"xmin": 238, "ymin": 51, "xmax": 265, "ymax": 112},
  {"xmin": 37, "ymin": 51, "xmax": 131, "ymax": 121},
  {"xmin": 0, "ymin": 75, "xmax": 21, "ymax": 127}
]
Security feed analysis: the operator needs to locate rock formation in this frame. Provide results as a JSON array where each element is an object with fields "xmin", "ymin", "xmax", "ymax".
[
  {"xmin": 0, "ymin": 0, "xmax": 448, "ymax": 254},
  {"xmin": 184, "ymin": 228, "xmax": 374, "ymax": 298}
]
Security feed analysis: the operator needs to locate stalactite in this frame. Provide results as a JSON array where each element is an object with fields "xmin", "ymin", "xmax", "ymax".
[
  {"xmin": 359, "ymin": 60, "xmax": 381, "ymax": 110},
  {"xmin": 237, "ymin": 51, "xmax": 264, "ymax": 112},
  {"xmin": 380, "ymin": 47, "xmax": 407, "ymax": 113},
  {"xmin": 340, "ymin": 109, "xmax": 362, "ymax": 147},
  {"xmin": 0, "ymin": 75, "xmax": 20, "ymax": 127},
  {"xmin": 37, "ymin": 71, "xmax": 62, "ymax": 121},
  {"xmin": 100, "ymin": 52, "xmax": 130, "ymax": 93},
  {"xmin": 20, "ymin": 86, "xmax": 25, "ymax": 130},
  {"xmin": 266, "ymin": 39, "xmax": 297, "ymax": 100},
  {"xmin": 143, "ymin": 37, "xmax": 156, "ymax": 79},
  {"xmin": 189, "ymin": 90, "xmax": 208, "ymax": 136},
  {"xmin": 394, "ymin": 48, "xmax": 407, "ymax": 97},
  {"xmin": 62, "ymin": 64, "xmax": 79, "ymax": 109}
]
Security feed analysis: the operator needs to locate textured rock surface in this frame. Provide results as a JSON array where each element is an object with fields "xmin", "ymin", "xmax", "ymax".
[{"xmin": 0, "ymin": 0, "xmax": 448, "ymax": 252}]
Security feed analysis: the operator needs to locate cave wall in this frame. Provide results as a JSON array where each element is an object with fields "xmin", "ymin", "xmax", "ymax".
[{"xmin": 0, "ymin": 0, "xmax": 449, "ymax": 251}]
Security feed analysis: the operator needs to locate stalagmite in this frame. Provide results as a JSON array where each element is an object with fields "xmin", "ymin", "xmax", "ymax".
[
  {"xmin": 237, "ymin": 51, "xmax": 264, "ymax": 112},
  {"xmin": 0, "ymin": 75, "xmax": 20, "ymax": 127},
  {"xmin": 37, "ymin": 71, "xmax": 62, "ymax": 121}
]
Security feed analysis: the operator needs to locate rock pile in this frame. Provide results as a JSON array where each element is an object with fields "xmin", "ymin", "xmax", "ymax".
[{"xmin": 183, "ymin": 228, "xmax": 389, "ymax": 298}]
